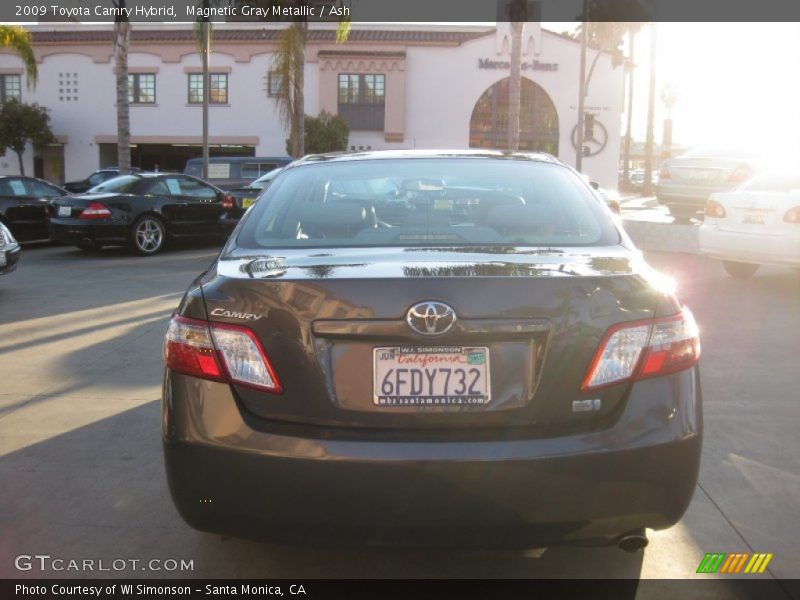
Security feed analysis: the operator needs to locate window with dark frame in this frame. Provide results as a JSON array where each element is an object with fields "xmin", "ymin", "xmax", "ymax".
[
  {"xmin": 128, "ymin": 73, "xmax": 156, "ymax": 104},
  {"xmin": 188, "ymin": 73, "xmax": 228, "ymax": 104},
  {"xmin": 0, "ymin": 74, "xmax": 22, "ymax": 103},
  {"xmin": 267, "ymin": 72, "xmax": 282, "ymax": 97},
  {"xmin": 337, "ymin": 73, "xmax": 385, "ymax": 131}
]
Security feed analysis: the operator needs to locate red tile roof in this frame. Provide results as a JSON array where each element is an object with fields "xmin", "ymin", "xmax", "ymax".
[{"xmin": 31, "ymin": 28, "xmax": 494, "ymax": 45}]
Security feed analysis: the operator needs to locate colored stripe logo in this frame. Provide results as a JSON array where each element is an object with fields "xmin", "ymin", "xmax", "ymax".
[{"xmin": 697, "ymin": 552, "xmax": 773, "ymax": 574}]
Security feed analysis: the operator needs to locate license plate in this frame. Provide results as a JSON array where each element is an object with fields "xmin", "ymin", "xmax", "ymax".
[
  {"xmin": 0, "ymin": 252, "xmax": 6, "ymax": 267},
  {"xmin": 58, "ymin": 206, "xmax": 71, "ymax": 217},
  {"xmin": 741, "ymin": 209, "xmax": 767, "ymax": 225},
  {"xmin": 373, "ymin": 346, "xmax": 491, "ymax": 407},
  {"xmin": 242, "ymin": 197, "xmax": 255, "ymax": 209},
  {"xmin": 687, "ymin": 170, "xmax": 711, "ymax": 180}
]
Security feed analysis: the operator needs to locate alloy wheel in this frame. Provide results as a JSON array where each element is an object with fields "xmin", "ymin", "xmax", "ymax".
[{"xmin": 134, "ymin": 218, "xmax": 164, "ymax": 254}]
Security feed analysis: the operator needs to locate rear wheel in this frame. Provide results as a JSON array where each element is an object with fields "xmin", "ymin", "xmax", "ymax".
[
  {"xmin": 129, "ymin": 215, "xmax": 165, "ymax": 256},
  {"xmin": 723, "ymin": 260, "xmax": 759, "ymax": 278},
  {"xmin": 668, "ymin": 205, "xmax": 700, "ymax": 223}
]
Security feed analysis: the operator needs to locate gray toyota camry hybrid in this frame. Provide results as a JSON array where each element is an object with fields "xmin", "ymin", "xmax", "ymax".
[{"xmin": 162, "ymin": 150, "xmax": 702, "ymax": 551}]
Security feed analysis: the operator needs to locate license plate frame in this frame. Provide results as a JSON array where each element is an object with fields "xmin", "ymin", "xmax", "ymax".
[
  {"xmin": 741, "ymin": 209, "xmax": 767, "ymax": 225},
  {"xmin": 58, "ymin": 206, "xmax": 71, "ymax": 217},
  {"xmin": 373, "ymin": 346, "xmax": 491, "ymax": 407}
]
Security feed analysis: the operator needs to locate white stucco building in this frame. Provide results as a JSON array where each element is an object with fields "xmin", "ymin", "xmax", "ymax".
[{"xmin": 0, "ymin": 22, "xmax": 624, "ymax": 188}]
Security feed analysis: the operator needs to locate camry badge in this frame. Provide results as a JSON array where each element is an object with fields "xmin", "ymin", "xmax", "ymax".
[
  {"xmin": 406, "ymin": 301, "xmax": 457, "ymax": 336},
  {"xmin": 210, "ymin": 308, "xmax": 261, "ymax": 321}
]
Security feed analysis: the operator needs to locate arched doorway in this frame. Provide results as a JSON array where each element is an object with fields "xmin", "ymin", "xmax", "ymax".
[{"xmin": 469, "ymin": 77, "xmax": 559, "ymax": 154}]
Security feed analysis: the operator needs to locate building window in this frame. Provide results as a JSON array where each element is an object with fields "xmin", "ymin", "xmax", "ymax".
[
  {"xmin": 188, "ymin": 73, "xmax": 228, "ymax": 104},
  {"xmin": 337, "ymin": 73, "xmax": 385, "ymax": 131},
  {"xmin": 0, "ymin": 74, "xmax": 22, "ymax": 103},
  {"xmin": 267, "ymin": 71, "xmax": 282, "ymax": 97},
  {"xmin": 469, "ymin": 77, "xmax": 560, "ymax": 155},
  {"xmin": 128, "ymin": 73, "xmax": 156, "ymax": 104}
]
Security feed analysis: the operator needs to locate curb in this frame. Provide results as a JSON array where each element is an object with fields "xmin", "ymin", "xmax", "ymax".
[{"xmin": 621, "ymin": 218, "xmax": 701, "ymax": 255}]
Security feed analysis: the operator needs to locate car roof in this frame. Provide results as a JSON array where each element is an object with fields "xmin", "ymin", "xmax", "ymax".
[
  {"xmin": 185, "ymin": 156, "xmax": 291, "ymax": 164},
  {"xmin": 291, "ymin": 149, "xmax": 561, "ymax": 166},
  {"xmin": 0, "ymin": 174, "xmax": 58, "ymax": 182}
]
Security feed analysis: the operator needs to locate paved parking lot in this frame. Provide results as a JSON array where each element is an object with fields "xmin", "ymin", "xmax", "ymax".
[{"xmin": 0, "ymin": 241, "xmax": 798, "ymax": 590}]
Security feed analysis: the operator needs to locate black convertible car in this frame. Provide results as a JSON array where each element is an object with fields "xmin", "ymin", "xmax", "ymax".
[
  {"xmin": 49, "ymin": 173, "xmax": 235, "ymax": 255},
  {"xmin": 0, "ymin": 175, "xmax": 68, "ymax": 242},
  {"xmin": 163, "ymin": 150, "xmax": 702, "ymax": 551},
  {"xmin": 63, "ymin": 167, "xmax": 143, "ymax": 193}
]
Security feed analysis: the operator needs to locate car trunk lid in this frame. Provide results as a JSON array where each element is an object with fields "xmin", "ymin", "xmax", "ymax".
[
  {"xmin": 200, "ymin": 246, "xmax": 673, "ymax": 434},
  {"xmin": 712, "ymin": 191, "xmax": 800, "ymax": 235}
]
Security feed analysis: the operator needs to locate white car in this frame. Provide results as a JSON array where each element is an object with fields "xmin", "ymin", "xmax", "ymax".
[{"xmin": 699, "ymin": 172, "xmax": 800, "ymax": 277}]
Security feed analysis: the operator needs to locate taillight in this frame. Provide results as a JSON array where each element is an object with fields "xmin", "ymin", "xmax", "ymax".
[
  {"xmin": 783, "ymin": 206, "xmax": 800, "ymax": 224},
  {"xmin": 222, "ymin": 194, "xmax": 235, "ymax": 210},
  {"xmin": 164, "ymin": 315, "xmax": 282, "ymax": 393},
  {"xmin": 79, "ymin": 202, "xmax": 112, "ymax": 220},
  {"xmin": 582, "ymin": 307, "xmax": 700, "ymax": 391},
  {"xmin": 705, "ymin": 199, "xmax": 726, "ymax": 218},
  {"xmin": 728, "ymin": 165, "xmax": 752, "ymax": 183},
  {"xmin": 658, "ymin": 165, "xmax": 671, "ymax": 180}
]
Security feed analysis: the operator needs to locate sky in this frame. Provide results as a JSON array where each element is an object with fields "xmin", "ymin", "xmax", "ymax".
[{"xmin": 549, "ymin": 22, "xmax": 800, "ymax": 163}]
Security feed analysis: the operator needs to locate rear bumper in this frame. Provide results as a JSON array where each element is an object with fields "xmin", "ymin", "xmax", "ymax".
[
  {"xmin": 49, "ymin": 219, "xmax": 128, "ymax": 245},
  {"xmin": 656, "ymin": 183, "xmax": 733, "ymax": 207},
  {"xmin": 163, "ymin": 368, "xmax": 702, "ymax": 547},
  {"xmin": 0, "ymin": 245, "xmax": 20, "ymax": 276},
  {"xmin": 699, "ymin": 224, "xmax": 800, "ymax": 267}
]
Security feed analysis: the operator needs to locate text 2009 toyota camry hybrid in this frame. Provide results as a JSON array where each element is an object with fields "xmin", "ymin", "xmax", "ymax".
[{"xmin": 162, "ymin": 150, "xmax": 701, "ymax": 551}]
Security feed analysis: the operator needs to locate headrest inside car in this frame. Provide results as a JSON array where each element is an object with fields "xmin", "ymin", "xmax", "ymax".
[{"xmin": 299, "ymin": 203, "xmax": 371, "ymax": 237}]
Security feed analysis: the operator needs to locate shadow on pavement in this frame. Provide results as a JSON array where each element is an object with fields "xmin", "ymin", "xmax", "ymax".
[{"xmin": 0, "ymin": 401, "xmax": 645, "ymax": 583}]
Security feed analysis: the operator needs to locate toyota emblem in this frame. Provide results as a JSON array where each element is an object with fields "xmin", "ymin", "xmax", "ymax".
[{"xmin": 406, "ymin": 301, "xmax": 457, "ymax": 336}]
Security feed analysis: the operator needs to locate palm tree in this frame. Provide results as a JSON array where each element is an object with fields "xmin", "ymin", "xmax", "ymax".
[
  {"xmin": 112, "ymin": 1, "xmax": 131, "ymax": 174},
  {"xmin": 643, "ymin": 23, "xmax": 658, "ymax": 197},
  {"xmin": 273, "ymin": 8, "xmax": 350, "ymax": 158},
  {"xmin": 660, "ymin": 83, "xmax": 678, "ymax": 160},
  {"xmin": 0, "ymin": 25, "xmax": 38, "ymax": 87},
  {"xmin": 507, "ymin": 21, "xmax": 524, "ymax": 151},
  {"xmin": 506, "ymin": 1, "xmax": 528, "ymax": 152},
  {"xmin": 622, "ymin": 25, "xmax": 637, "ymax": 182},
  {"xmin": 192, "ymin": 3, "xmax": 212, "ymax": 179}
]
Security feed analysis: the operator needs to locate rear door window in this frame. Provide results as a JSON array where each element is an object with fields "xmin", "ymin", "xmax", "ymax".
[
  {"xmin": 144, "ymin": 179, "xmax": 172, "ymax": 196},
  {"xmin": 25, "ymin": 179, "xmax": 64, "ymax": 198},
  {"xmin": 88, "ymin": 175, "xmax": 142, "ymax": 194},
  {"xmin": 176, "ymin": 177, "xmax": 218, "ymax": 199},
  {"xmin": 742, "ymin": 174, "xmax": 800, "ymax": 192},
  {"xmin": 1, "ymin": 178, "xmax": 28, "ymax": 197}
]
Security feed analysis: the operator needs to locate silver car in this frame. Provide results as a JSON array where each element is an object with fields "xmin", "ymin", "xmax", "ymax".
[{"xmin": 656, "ymin": 147, "xmax": 760, "ymax": 221}]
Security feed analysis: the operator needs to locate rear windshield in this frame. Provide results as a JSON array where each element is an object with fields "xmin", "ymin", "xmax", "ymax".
[
  {"xmin": 741, "ymin": 173, "xmax": 800, "ymax": 192},
  {"xmin": 235, "ymin": 159, "xmax": 619, "ymax": 249},
  {"xmin": 184, "ymin": 162, "xmax": 201, "ymax": 177},
  {"xmin": 88, "ymin": 175, "xmax": 142, "ymax": 194}
]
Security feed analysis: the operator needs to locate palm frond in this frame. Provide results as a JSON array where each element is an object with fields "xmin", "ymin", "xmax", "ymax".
[
  {"xmin": 335, "ymin": 15, "xmax": 351, "ymax": 44},
  {"xmin": 0, "ymin": 25, "xmax": 38, "ymax": 87}
]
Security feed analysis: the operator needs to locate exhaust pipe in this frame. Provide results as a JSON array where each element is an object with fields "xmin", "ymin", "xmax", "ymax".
[{"xmin": 617, "ymin": 529, "xmax": 649, "ymax": 553}]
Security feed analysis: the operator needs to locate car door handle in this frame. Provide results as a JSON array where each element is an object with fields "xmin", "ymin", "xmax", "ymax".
[{"xmin": 175, "ymin": 202, "xmax": 188, "ymax": 207}]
